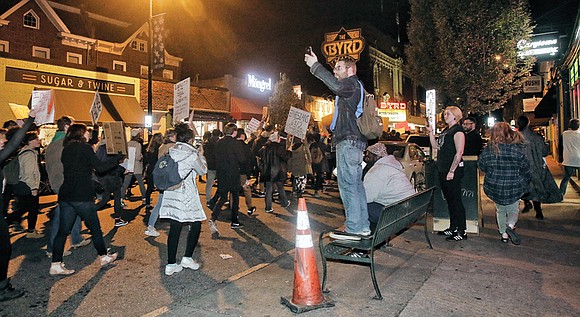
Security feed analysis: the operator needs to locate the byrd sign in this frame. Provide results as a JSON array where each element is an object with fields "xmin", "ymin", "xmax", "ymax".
[
  {"xmin": 247, "ymin": 74, "xmax": 272, "ymax": 92},
  {"xmin": 321, "ymin": 27, "xmax": 365, "ymax": 64}
]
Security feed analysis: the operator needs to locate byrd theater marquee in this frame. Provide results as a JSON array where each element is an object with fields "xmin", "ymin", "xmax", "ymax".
[{"xmin": 321, "ymin": 27, "xmax": 366, "ymax": 64}]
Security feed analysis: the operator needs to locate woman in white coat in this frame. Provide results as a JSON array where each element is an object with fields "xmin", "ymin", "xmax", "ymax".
[{"xmin": 159, "ymin": 123, "xmax": 208, "ymax": 276}]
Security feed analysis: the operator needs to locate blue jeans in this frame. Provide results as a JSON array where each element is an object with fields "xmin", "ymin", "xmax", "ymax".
[
  {"xmin": 47, "ymin": 203, "xmax": 83, "ymax": 253},
  {"xmin": 148, "ymin": 192, "xmax": 163, "ymax": 228},
  {"xmin": 336, "ymin": 139, "xmax": 370, "ymax": 234},
  {"xmin": 52, "ymin": 201, "xmax": 107, "ymax": 263},
  {"xmin": 560, "ymin": 165, "xmax": 579, "ymax": 195}
]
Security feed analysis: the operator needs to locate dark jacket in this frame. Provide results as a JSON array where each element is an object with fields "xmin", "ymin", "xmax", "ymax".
[
  {"xmin": 521, "ymin": 128, "xmax": 562, "ymax": 203},
  {"xmin": 259, "ymin": 141, "xmax": 292, "ymax": 182},
  {"xmin": 95, "ymin": 143, "xmax": 124, "ymax": 193},
  {"xmin": 203, "ymin": 136, "xmax": 219, "ymax": 171},
  {"xmin": 215, "ymin": 136, "xmax": 245, "ymax": 191},
  {"xmin": 59, "ymin": 141, "xmax": 119, "ymax": 202},
  {"xmin": 238, "ymin": 139, "xmax": 253, "ymax": 177},
  {"xmin": 464, "ymin": 130, "xmax": 483, "ymax": 156},
  {"xmin": 310, "ymin": 61, "xmax": 366, "ymax": 146}
]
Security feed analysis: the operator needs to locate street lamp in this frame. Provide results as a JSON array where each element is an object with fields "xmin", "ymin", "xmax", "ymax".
[{"xmin": 146, "ymin": 0, "xmax": 154, "ymax": 136}]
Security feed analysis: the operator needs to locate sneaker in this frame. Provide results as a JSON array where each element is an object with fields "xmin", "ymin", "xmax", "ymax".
[
  {"xmin": 49, "ymin": 262, "xmax": 75, "ymax": 275},
  {"xmin": 329, "ymin": 231, "xmax": 362, "ymax": 241},
  {"xmin": 230, "ymin": 222, "xmax": 244, "ymax": 229},
  {"xmin": 120, "ymin": 201, "xmax": 127, "ymax": 208},
  {"xmin": 180, "ymin": 257, "xmax": 200, "ymax": 270},
  {"xmin": 283, "ymin": 201, "xmax": 291, "ymax": 208},
  {"xmin": 437, "ymin": 228, "xmax": 455, "ymax": 236},
  {"xmin": 208, "ymin": 220, "xmax": 219, "ymax": 234},
  {"xmin": 100, "ymin": 252, "xmax": 118, "ymax": 266},
  {"xmin": 0, "ymin": 280, "xmax": 24, "ymax": 302},
  {"xmin": 114, "ymin": 219, "xmax": 129, "ymax": 227},
  {"xmin": 142, "ymin": 198, "xmax": 147, "ymax": 205},
  {"xmin": 247, "ymin": 206, "xmax": 256, "ymax": 215},
  {"xmin": 255, "ymin": 191, "xmax": 266, "ymax": 198},
  {"xmin": 505, "ymin": 227, "xmax": 521, "ymax": 245},
  {"xmin": 71, "ymin": 239, "xmax": 91, "ymax": 249},
  {"xmin": 26, "ymin": 230, "xmax": 44, "ymax": 239},
  {"xmin": 145, "ymin": 226, "xmax": 160, "ymax": 237},
  {"xmin": 265, "ymin": 209, "xmax": 274, "ymax": 213},
  {"xmin": 446, "ymin": 231, "xmax": 467, "ymax": 241},
  {"xmin": 165, "ymin": 264, "xmax": 183, "ymax": 276}
]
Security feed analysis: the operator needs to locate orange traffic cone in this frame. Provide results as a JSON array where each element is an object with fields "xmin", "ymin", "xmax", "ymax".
[{"xmin": 281, "ymin": 198, "xmax": 335, "ymax": 313}]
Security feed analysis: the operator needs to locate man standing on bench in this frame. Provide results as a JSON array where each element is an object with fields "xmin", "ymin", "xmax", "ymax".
[
  {"xmin": 305, "ymin": 51, "xmax": 370, "ymax": 239},
  {"xmin": 362, "ymin": 143, "xmax": 415, "ymax": 232}
]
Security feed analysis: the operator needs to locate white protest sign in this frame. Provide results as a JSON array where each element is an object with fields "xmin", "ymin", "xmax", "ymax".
[
  {"xmin": 31, "ymin": 90, "xmax": 55, "ymax": 125},
  {"xmin": 284, "ymin": 107, "xmax": 311, "ymax": 140},
  {"xmin": 426, "ymin": 89, "xmax": 436, "ymax": 129},
  {"xmin": 173, "ymin": 77, "xmax": 190, "ymax": 123},
  {"xmin": 246, "ymin": 118, "xmax": 261, "ymax": 134},
  {"xmin": 127, "ymin": 146, "xmax": 136, "ymax": 173},
  {"xmin": 90, "ymin": 91, "xmax": 103, "ymax": 125}
]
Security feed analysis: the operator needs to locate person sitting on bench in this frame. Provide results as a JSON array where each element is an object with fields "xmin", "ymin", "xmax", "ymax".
[{"xmin": 363, "ymin": 143, "xmax": 415, "ymax": 232}]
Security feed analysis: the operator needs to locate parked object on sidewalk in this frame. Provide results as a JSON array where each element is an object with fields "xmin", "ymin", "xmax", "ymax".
[
  {"xmin": 281, "ymin": 198, "xmax": 335, "ymax": 313},
  {"xmin": 319, "ymin": 188, "xmax": 434, "ymax": 300}
]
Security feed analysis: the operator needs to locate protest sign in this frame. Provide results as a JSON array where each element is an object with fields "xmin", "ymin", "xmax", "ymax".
[
  {"xmin": 31, "ymin": 90, "xmax": 55, "ymax": 125},
  {"xmin": 246, "ymin": 118, "xmax": 261, "ymax": 134},
  {"xmin": 173, "ymin": 77, "xmax": 190, "ymax": 123},
  {"xmin": 284, "ymin": 106, "xmax": 311, "ymax": 140},
  {"xmin": 102, "ymin": 121, "xmax": 127, "ymax": 155},
  {"xmin": 90, "ymin": 91, "xmax": 103, "ymax": 125}
]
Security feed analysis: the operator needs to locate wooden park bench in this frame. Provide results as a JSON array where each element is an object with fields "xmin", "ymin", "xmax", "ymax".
[{"xmin": 318, "ymin": 187, "xmax": 435, "ymax": 300}]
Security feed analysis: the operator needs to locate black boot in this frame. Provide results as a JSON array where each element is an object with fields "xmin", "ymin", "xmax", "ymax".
[
  {"xmin": 521, "ymin": 200, "xmax": 532, "ymax": 214},
  {"xmin": 533, "ymin": 201, "xmax": 544, "ymax": 220},
  {"xmin": 0, "ymin": 278, "xmax": 24, "ymax": 302}
]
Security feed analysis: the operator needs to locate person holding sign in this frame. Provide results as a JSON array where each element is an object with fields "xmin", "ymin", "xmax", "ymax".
[
  {"xmin": 121, "ymin": 129, "xmax": 147, "ymax": 209},
  {"xmin": 304, "ymin": 52, "xmax": 370, "ymax": 238}
]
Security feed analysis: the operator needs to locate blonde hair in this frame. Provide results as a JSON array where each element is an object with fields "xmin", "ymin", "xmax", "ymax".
[
  {"xmin": 444, "ymin": 106, "xmax": 463, "ymax": 124},
  {"xmin": 489, "ymin": 122, "xmax": 524, "ymax": 154}
]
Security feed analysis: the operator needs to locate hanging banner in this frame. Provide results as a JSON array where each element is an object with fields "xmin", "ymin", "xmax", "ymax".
[
  {"xmin": 31, "ymin": 90, "xmax": 55, "ymax": 125},
  {"xmin": 173, "ymin": 77, "xmax": 190, "ymax": 123},
  {"xmin": 90, "ymin": 91, "xmax": 103, "ymax": 125},
  {"xmin": 284, "ymin": 107, "xmax": 311, "ymax": 140}
]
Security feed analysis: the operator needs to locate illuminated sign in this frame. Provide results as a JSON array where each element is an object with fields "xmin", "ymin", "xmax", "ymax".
[
  {"xmin": 523, "ymin": 76, "xmax": 542, "ymax": 93},
  {"xmin": 379, "ymin": 102, "xmax": 406, "ymax": 110},
  {"xmin": 247, "ymin": 74, "xmax": 272, "ymax": 92},
  {"xmin": 322, "ymin": 28, "xmax": 365, "ymax": 64},
  {"xmin": 378, "ymin": 109, "xmax": 406, "ymax": 122},
  {"xmin": 4, "ymin": 67, "xmax": 135, "ymax": 95},
  {"xmin": 517, "ymin": 36, "xmax": 559, "ymax": 58}
]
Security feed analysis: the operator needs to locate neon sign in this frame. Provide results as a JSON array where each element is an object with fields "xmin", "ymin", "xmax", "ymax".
[
  {"xmin": 321, "ymin": 28, "xmax": 365, "ymax": 64},
  {"xmin": 247, "ymin": 74, "xmax": 272, "ymax": 92}
]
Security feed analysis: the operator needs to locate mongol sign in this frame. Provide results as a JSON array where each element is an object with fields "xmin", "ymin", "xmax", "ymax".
[{"xmin": 321, "ymin": 27, "xmax": 365, "ymax": 64}]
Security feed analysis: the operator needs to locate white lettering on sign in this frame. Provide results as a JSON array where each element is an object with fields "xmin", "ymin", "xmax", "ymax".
[{"xmin": 247, "ymin": 75, "xmax": 272, "ymax": 92}]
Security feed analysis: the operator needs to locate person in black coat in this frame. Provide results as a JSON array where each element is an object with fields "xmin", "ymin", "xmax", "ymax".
[
  {"xmin": 259, "ymin": 132, "xmax": 292, "ymax": 213},
  {"xmin": 208, "ymin": 123, "xmax": 245, "ymax": 234},
  {"xmin": 203, "ymin": 129, "xmax": 221, "ymax": 205}
]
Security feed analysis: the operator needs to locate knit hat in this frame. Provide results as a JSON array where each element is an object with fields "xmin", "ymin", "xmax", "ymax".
[
  {"xmin": 366, "ymin": 143, "xmax": 388, "ymax": 157},
  {"xmin": 131, "ymin": 128, "xmax": 142, "ymax": 137},
  {"xmin": 268, "ymin": 131, "xmax": 279, "ymax": 142}
]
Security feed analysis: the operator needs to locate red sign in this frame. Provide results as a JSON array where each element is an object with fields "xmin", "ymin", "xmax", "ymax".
[{"xmin": 379, "ymin": 102, "xmax": 406, "ymax": 110}]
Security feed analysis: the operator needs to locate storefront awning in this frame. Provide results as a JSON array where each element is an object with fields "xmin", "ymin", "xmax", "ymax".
[
  {"xmin": 51, "ymin": 90, "xmax": 145, "ymax": 126},
  {"xmin": 230, "ymin": 97, "xmax": 264, "ymax": 121},
  {"xmin": 533, "ymin": 86, "xmax": 557, "ymax": 118}
]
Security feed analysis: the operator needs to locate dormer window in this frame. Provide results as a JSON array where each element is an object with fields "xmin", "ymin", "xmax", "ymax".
[
  {"xmin": 131, "ymin": 39, "xmax": 147, "ymax": 52},
  {"xmin": 23, "ymin": 10, "xmax": 39, "ymax": 29}
]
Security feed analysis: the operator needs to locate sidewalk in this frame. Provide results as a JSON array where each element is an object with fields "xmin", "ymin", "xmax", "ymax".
[{"xmin": 147, "ymin": 156, "xmax": 580, "ymax": 317}]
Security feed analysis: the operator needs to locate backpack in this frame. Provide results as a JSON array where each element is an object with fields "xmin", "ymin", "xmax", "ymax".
[
  {"xmin": 152, "ymin": 154, "xmax": 192, "ymax": 191},
  {"xmin": 356, "ymin": 81, "xmax": 384, "ymax": 140},
  {"xmin": 310, "ymin": 144, "xmax": 324, "ymax": 165},
  {"xmin": 2, "ymin": 149, "xmax": 33, "ymax": 185}
]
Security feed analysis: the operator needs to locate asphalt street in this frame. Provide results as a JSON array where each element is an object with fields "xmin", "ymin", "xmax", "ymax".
[{"xmin": 1, "ymin": 158, "xmax": 579, "ymax": 317}]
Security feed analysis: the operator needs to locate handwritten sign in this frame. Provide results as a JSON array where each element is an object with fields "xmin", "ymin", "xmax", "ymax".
[
  {"xmin": 246, "ymin": 118, "xmax": 261, "ymax": 134},
  {"xmin": 102, "ymin": 121, "xmax": 127, "ymax": 155},
  {"xmin": 31, "ymin": 90, "xmax": 55, "ymax": 125},
  {"xmin": 284, "ymin": 107, "xmax": 311, "ymax": 140},
  {"xmin": 90, "ymin": 91, "xmax": 103, "ymax": 125},
  {"xmin": 173, "ymin": 77, "xmax": 190, "ymax": 123}
]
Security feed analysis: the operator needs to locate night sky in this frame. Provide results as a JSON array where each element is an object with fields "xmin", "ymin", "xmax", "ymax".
[{"xmin": 1, "ymin": 0, "xmax": 578, "ymax": 96}]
